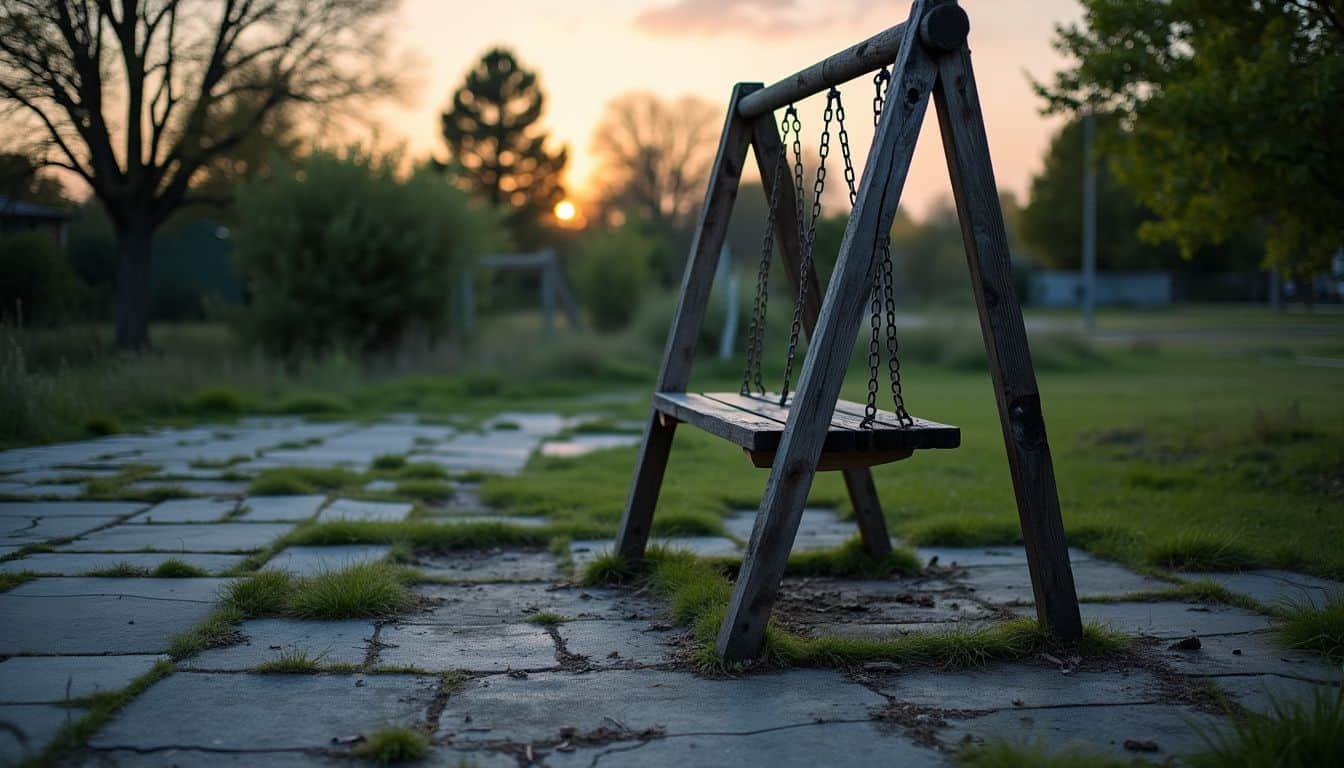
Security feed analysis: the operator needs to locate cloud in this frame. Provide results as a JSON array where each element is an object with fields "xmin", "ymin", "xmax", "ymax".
[{"xmin": 633, "ymin": 0, "xmax": 876, "ymax": 39}]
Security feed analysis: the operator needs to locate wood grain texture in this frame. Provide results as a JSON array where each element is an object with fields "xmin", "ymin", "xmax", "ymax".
[
  {"xmin": 615, "ymin": 83, "xmax": 760, "ymax": 562},
  {"xmin": 749, "ymin": 115, "xmax": 893, "ymax": 564},
  {"xmin": 717, "ymin": 2, "xmax": 936, "ymax": 663},
  {"xmin": 932, "ymin": 43, "xmax": 1083, "ymax": 641}
]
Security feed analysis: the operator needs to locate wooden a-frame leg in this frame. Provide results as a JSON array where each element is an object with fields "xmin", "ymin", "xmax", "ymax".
[
  {"xmin": 747, "ymin": 114, "xmax": 892, "ymax": 560},
  {"xmin": 932, "ymin": 45, "xmax": 1083, "ymax": 640},
  {"xmin": 717, "ymin": 12, "xmax": 937, "ymax": 663},
  {"xmin": 615, "ymin": 83, "xmax": 759, "ymax": 562}
]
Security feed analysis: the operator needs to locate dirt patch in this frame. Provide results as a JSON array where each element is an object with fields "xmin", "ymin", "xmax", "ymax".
[{"xmin": 871, "ymin": 701, "xmax": 985, "ymax": 749}]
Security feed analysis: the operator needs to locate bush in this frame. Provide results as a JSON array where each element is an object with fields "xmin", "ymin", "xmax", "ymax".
[
  {"xmin": 572, "ymin": 223, "xmax": 656, "ymax": 332},
  {"xmin": 231, "ymin": 149, "xmax": 506, "ymax": 360},
  {"xmin": 0, "ymin": 232, "xmax": 85, "ymax": 325}
]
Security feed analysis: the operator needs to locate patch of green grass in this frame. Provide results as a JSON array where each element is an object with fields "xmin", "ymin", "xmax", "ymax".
[
  {"xmin": 290, "ymin": 563, "xmax": 414, "ymax": 620},
  {"xmin": 353, "ymin": 725, "xmax": 429, "ymax": 764},
  {"xmin": 526, "ymin": 611, "xmax": 567, "ymax": 626},
  {"xmin": 0, "ymin": 571, "xmax": 37, "ymax": 593},
  {"xmin": 372, "ymin": 453, "xmax": 408, "ymax": 471},
  {"xmin": 85, "ymin": 562, "xmax": 151, "ymax": 577},
  {"xmin": 274, "ymin": 393, "xmax": 349, "ymax": 416},
  {"xmin": 222, "ymin": 570, "xmax": 298, "ymax": 617},
  {"xmin": 152, "ymin": 558, "xmax": 210, "ymax": 578},
  {"xmin": 1188, "ymin": 687, "xmax": 1344, "ymax": 768},
  {"xmin": 281, "ymin": 519, "xmax": 607, "ymax": 551},
  {"xmin": 82, "ymin": 463, "xmax": 159, "ymax": 500},
  {"xmin": 648, "ymin": 509, "xmax": 726, "ymax": 537},
  {"xmin": 781, "ymin": 536, "xmax": 923, "ymax": 579},
  {"xmin": 394, "ymin": 478, "xmax": 454, "ymax": 501},
  {"xmin": 253, "ymin": 648, "xmax": 325, "ymax": 674},
  {"xmin": 29, "ymin": 659, "xmax": 175, "ymax": 767},
  {"xmin": 249, "ymin": 466, "xmax": 357, "ymax": 496},
  {"xmin": 955, "ymin": 740, "xmax": 1133, "ymax": 768},
  {"xmin": 491, "ymin": 420, "xmax": 521, "ymax": 431},
  {"xmin": 903, "ymin": 518, "xmax": 1021, "ymax": 547},
  {"xmin": 188, "ymin": 454, "xmax": 250, "ymax": 470},
  {"xmin": 1080, "ymin": 578, "xmax": 1264, "ymax": 612},
  {"xmin": 396, "ymin": 462, "xmax": 450, "ymax": 480},
  {"xmin": 1146, "ymin": 531, "xmax": 1261, "ymax": 572},
  {"xmin": 1276, "ymin": 595, "xmax": 1344, "ymax": 663},
  {"xmin": 183, "ymin": 387, "xmax": 247, "ymax": 415},
  {"xmin": 84, "ymin": 414, "xmax": 121, "ymax": 436},
  {"xmin": 166, "ymin": 606, "xmax": 245, "ymax": 660}
]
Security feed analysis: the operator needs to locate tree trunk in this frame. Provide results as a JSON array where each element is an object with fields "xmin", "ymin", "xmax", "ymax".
[{"xmin": 114, "ymin": 221, "xmax": 153, "ymax": 351}]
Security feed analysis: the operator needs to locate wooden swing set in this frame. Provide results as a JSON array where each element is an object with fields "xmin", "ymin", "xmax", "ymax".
[{"xmin": 616, "ymin": 0, "xmax": 1083, "ymax": 663}]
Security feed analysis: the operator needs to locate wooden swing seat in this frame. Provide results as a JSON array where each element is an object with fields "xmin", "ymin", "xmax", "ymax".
[{"xmin": 654, "ymin": 391, "xmax": 960, "ymax": 470}]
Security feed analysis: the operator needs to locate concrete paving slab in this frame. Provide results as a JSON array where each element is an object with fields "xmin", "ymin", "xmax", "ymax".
[
  {"xmin": 1183, "ymin": 570, "xmax": 1344, "ymax": 610},
  {"xmin": 1212, "ymin": 674, "xmax": 1342, "ymax": 716},
  {"xmin": 426, "ymin": 514, "xmax": 549, "ymax": 528},
  {"xmin": 437, "ymin": 669, "xmax": 885, "ymax": 744},
  {"xmin": 410, "ymin": 549, "xmax": 561, "ymax": 582},
  {"xmin": 538, "ymin": 433, "xmax": 640, "ymax": 458},
  {"xmin": 556, "ymin": 620, "xmax": 680, "ymax": 668},
  {"xmin": 569, "ymin": 537, "xmax": 741, "ymax": 568},
  {"xmin": 130, "ymin": 498, "xmax": 237, "ymax": 524},
  {"xmin": 0, "ymin": 578, "xmax": 227, "ymax": 654},
  {"xmin": 726, "ymin": 508, "xmax": 852, "ymax": 542},
  {"xmin": 0, "ymin": 552, "xmax": 246, "ymax": 576},
  {"xmin": 89, "ymin": 673, "xmax": 439, "ymax": 751},
  {"xmin": 0, "ymin": 482, "xmax": 85, "ymax": 498},
  {"xmin": 962, "ymin": 560, "xmax": 1169, "ymax": 604},
  {"xmin": 0, "ymin": 655, "xmax": 168, "ymax": 703},
  {"xmin": 3, "ymin": 514, "xmax": 119, "ymax": 544},
  {"xmin": 407, "ymin": 583, "xmax": 660, "ymax": 626},
  {"xmin": 0, "ymin": 501, "xmax": 143, "ymax": 519},
  {"xmin": 57, "ymin": 522, "xmax": 294, "ymax": 553},
  {"xmin": 944, "ymin": 704, "xmax": 1229, "ymax": 760},
  {"xmin": 917, "ymin": 545, "xmax": 1094, "ymax": 567},
  {"xmin": 1057, "ymin": 601, "xmax": 1275, "ymax": 639},
  {"xmin": 549, "ymin": 721, "xmax": 943, "ymax": 768},
  {"xmin": 874, "ymin": 664, "xmax": 1162, "ymax": 710},
  {"xmin": 73, "ymin": 749, "xmax": 352, "ymax": 767},
  {"xmin": 377, "ymin": 623, "xmax": 556, "ymax": 672},
  {"xmin": 1156, "ymin": 630, "xmax": 1342, "ymax": 680},
  {"xmin": 183, "ymin": 619, "xmax": 375, "ymax": 671},
  {"xmin": 237, "ymin": 495, "xmax": 327, "ymax": 522},
  {"xmin": 128, "ymin": 479, "xmax": 250, "ymax": 497},
  {"xmin": 262, "ymin": 545, "xmax": 390, "ymax": 576},
  {"xmin": 317, "ymin": 498, "xmax": 412, "ymax": 523},
  {"xmin": 0, "ymin": 703, "xmax": 86, "ymax": 765}
]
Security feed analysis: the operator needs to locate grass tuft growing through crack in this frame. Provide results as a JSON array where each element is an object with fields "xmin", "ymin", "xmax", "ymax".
[
  {"xmin": 584, "ymin": 548, "xmax": 1127, "ymax": 673},
  {"xmin": 954, "ymin": 739, "xmax": 1133, "ymax": 767},
  {"xmin": 28, "ymin": 660, "xmax": 176, "ymax": 768},
  {"xmin": 253, "ymin": 648, "xmax": 325, "ymax": 674},
  {"xmin": 353, "ymin": 725, "xmax": 429, "ymax": 764},
  {"xmin": 1145, "ymin": 530, "xmax": 1260, "ymax": 572},
  {"xmin": 0, "ymin": 571, "xmax": 37, "ymax": 593},
  {"xmin": 220, "ymin": 563, "xmax": 413, "ymax": 620},
  {"xmin": 526, "ymin": 611, "xmax": 567, "ymax": 626},
  {"xmin": 1186, "ymin": 686, "xmax": 1344, "ymax": 768},
  {"xmin": 1276, "ymin": 595, "xmax": 1344, "ymax": 663},
  {"xmin": 152, "ymin": 558, "xmax": 210, "ymax": 578}
]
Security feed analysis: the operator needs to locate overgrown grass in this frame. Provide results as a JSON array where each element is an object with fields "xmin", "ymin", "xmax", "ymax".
[
  {"xmin": 955, "ymin": 740, "xmax": 1133, "ymax": 768},
  {"xmin": 1276, "ymin": 595, "xmax": 1344, "ymax": 663},
  {"xmin": 85, "ymin": 562, "xmax": 151, "ymax": 577},
  {"xmin": 583, "ymin": 548, "xmax": 1126, "ymax": 672},
  {"xmin": 1188, "ymin": 687, "xmax": 1344, "ymax": 768},
  {"xmin": 1145, "ymin": 531, "xmax": 1261, "ymax": 572},
  {"xmin": 253, "ymin": 648, "xmax": 325, "ymax": 674},
  {"xmin": 220, "ymin": 563, "xmax": 413, "ymax": 620},
  {"xmin": 249, "ymin": 466, "xmax": 357, "ymax": 496},
  {"xmin": 152, "ymin": 558, "xmax": 209, "ymax": 578},
  {"xmin": 1080, "ymin": 578, "xmax": 1264, "ymax": 612},
  {"xmin": 780, "ymin": 536, "xmax": 923, "ymax": 579},
  {"xmin": 352, "ymin": 725, "xmax": 429, "ymax": 764},
  {"xmin": 371, "ymin": 453, "xmax": 407, "ymax": 471},
  {"xmin": 280, "ymin": 519, "xmax": 608, "ymax": 551},
  {"xmin": 166, "ymin": 606, "xmax": 245, "ymax": 660},
  {"xmin": 525, "ymin": 611, "xmax": 567, "ymax": 626},
  {"xmin": 393, "ymin": 478, "xmax": 454, "ymax": 501},
  {"xmin": 0, "ymin": 571, "xmax": 37, "ymax": 593}
]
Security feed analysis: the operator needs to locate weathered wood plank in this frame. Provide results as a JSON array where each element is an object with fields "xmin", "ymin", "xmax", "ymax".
[
  {"xmin": 749, "ymin": 115, "xmax": 891, "ymax": 561},
  {"xmin": 717, "ymin": 3, "xmax": 936, "ymax": 663},
  {"xmin": 932, "ymin": 43, "xmax": 1083, "ymax": 641},
  {"xmin": 705, "ymin": 393, "xmax": 957, "ymax": 453},
  {"xmin": 652, "ymin": 393, "xmax": 777, "ymax": 452},
  {"xmin": 615, "ymin": 83, "xmax": 760, "ymax": 562}
]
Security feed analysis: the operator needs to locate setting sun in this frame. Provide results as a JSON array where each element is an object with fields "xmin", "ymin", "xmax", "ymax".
[{"xmin": 554, "ymin": 200, "xmax": 577, "ymax": 222}]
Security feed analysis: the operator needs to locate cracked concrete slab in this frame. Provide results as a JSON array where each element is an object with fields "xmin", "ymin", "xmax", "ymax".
[
  {"xmin": 556, "ymin": 620, "xmax": 680, "ymax": 668},
  {"xmin": 0, "ymin": 655, "xmax": 168, "ymax": 703},
  {"xmin": 316, "ymin": 499, "xmax": 412, "ymax": 523},
  {"xmin": 261, "ymin": 545, "xmax": 390, "ymax": 576},
  {"xmin": 89, "ymin": 672, "xmax": 439, "ymax": 751},
  {"xmin": 873, "ymin": 664, "xmax": 1163, "ymax": 710},
  {"xmin": 437, "ymin": 669, "xmax": 886, "ymax": 745},
  {"xmin": 182, "ymin": 619, "xmax": 376, "ymax": 671},
  {"xmin": 943, "ymin": 703, "xmax": 1228, "ymax": 760},
  {"xmin": 548, "ymin": 720, "xmax": 944, "ymax": 768},
  {"xmin": 56, "ymin": 522, "xmax": 294, "ymax": 552},
  {"xmin": 1156, "ymin": 630, "xmax": 1343, "ymax": 680},
  {"xmin": 72, "ymin": 748, "xmax": 351, "ymax": 767},
  {"xmin": 1212, "ymin": 674, "xmax": 1342, "ymax": 716},
  {"xmin": 3, "ymin": 514, "xmax": 119, "ymax": 545},
  {"xmin": 917, "ymin": 546, "xmax": 1094, "ymax": 567},
  {"xmin": 236, "ymin": 495, "xmax": 328, "ymax": 522},
  {"xmin": 0, "ymin": 551, "xmax": 247, "ymax": 576},
  {"xmin": 410, "ymin": 549, "xmax": 561, "ymax": 582},
  {"xmin": 1, "ymin": 703, "xmax": 87, "ymax": 765},
  {"xmin": 130, "ymin": 498, "xmax": 238, "ymax": 524},
  {"xmin": 1056, "ymin": 601, "xmax": 1275, "ymax": 639},
  {"xmin": 0, "ymin": 501, "xmax": 143, "ymax": 519},
  {"xmin": 376, "ymin": 623, "xmax": 556, "ymax": 672},
  {"xmin": 1182, "ymin": 570, "xmax": 1344, "ymax": 610},
  {"xmin": 0, "ymin": 578, "xmax": 228, "ymax": 654},
  {"xmin": 407, "ymin": 583, "xmax": 660, "ymax": 626},
  {"xmin": 962, "ymin": 560, "xmax": 1169, "ymax": 604}
]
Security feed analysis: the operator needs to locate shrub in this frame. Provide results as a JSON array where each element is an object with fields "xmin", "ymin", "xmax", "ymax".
[
  {"xmin": 572, "ymin": 222, "xmax": 656, "ymax": 332},
  {"xmin": 0, "ymin": 231, "xmax": 85, "ymax": 325},
  {"xmin": 231, "ymin": 149, "xmax": 506, "ymax": 360}
]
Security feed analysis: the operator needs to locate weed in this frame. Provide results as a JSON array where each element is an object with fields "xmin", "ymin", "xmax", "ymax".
[
  {"xmin": 167, "ymin": 606, "xmax": 245, "ymax": 660},
  {"xmin": 396, "ymin": 462, "xmax": 450, "ymax": 480},
  {"xmin": 1188, "ymin": 687, "xmax": 1344, "ymax": 767},
  {"xmin": 290, "ymin": 563, "xmax": 413, "ymax": 620},
  {"xmin": 152, "ymin": 558, "xmax": 210, "ymax": 578},
  {"xmin": 249, "ymin": 466, "xmax": 356, "ymax": 496},
  {"xmin": 372, "ymin": 453, "xmax": 408, "ymax": 471},
  {"xmin": 85, "ymin": 562, "xmax": 151, "ymax": 578},
  {"xmin": 1147, "ymin": 531, "xmax": 1260, "ymax": 572},
  {"xmin": 526, "ymin": 611, "xmax": 566, "ymax": 626},
  {"xmin": 394, "ymin": 478, "xmax": 454, "ymax": 501},
  {"xmin": 222, "ymin": 570, "xmax": 297, "ymax": 617},
  {"xmin": 353, "ymin": 725, "xmax": 429, "ymax": 764},
  {"xmin": 955, "ymin": 739, "xmax": 1132, "ymax": 767},
  {"xmin": 254, "ymin": 648, "xmax": 325, "ymax": 674},
  {"xmin": 1276, "ymin": 595, "xmax": 1344, "ymax": 663}
]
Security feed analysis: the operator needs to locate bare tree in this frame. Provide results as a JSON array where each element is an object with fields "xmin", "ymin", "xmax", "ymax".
[
  {"xmin": 590, "ymin": 92, "xmax": 719, "ymax": 231},
  {"xmin": 0, "ymin": 0, "xmax": 400, "ymax": 349}
]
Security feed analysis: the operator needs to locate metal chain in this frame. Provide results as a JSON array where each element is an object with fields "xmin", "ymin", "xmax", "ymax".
[
  {"xmin": 741, "ymin": 113, "xmax": 791, "ymax": 396},
  {"xmin": 780, "ymin": 89, "xmax": 836, "ymax": 406},
  {"xmin": 860, "ymin": 70, "xmax": 890, "ymax": 428},
  {"xmin": 882, "ymin": 241, "xmax": 912, "ymax": 426}
]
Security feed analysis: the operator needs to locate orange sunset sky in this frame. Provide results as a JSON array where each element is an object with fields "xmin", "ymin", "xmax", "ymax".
[{"xmin": 373, "ymin": 0, "xmax": 1084, "ymax": 219}]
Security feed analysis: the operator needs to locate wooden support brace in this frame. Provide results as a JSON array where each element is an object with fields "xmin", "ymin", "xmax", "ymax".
[{"xmin": 614, "ymin": 83, "xmax": 759, "ymax": 562}]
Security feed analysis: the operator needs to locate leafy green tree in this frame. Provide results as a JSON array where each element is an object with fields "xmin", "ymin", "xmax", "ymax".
[
  {"xmin": 441, "ymin": 48, "xmax": 568, "ymax": 248},
  {"xmin": 1035, "ymin": 0, "xmax": 1344, "ymax": 276}
]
